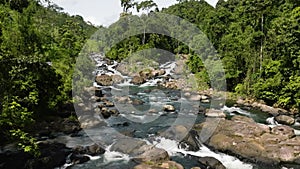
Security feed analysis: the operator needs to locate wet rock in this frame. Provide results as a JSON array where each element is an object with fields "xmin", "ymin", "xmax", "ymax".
[
  {"xmin": 151, "ymin": 69, "xmax": 166, "ymax": 77},
  {"xmin": 160, "ymin": 125, "xmax": 189, "ymax": 141},
  {"xmin": 275, "ymin": 115, "xmax": 295, "ymax": 125},
  {"xmin": 189, "ymin": 94, "xmax": 201, "ymax": 101},
  {"xmin": 112, "ymin": 75, "xmax": 124, "ymax": 84},
  {"xmin": 96, "ymin": 74, "xmax": 113, "ymax": 86},
  {"xmin": 163, "ymin": 81, "xmax": 178, "ymax": 89},
  {"xmin": 133, "ymin": 145, "xmax": 169, "ymax": 163},
  {"xmin": 184, "ymin": 92, "xmax": 191, "ymax": 97},
  {"xmin": 79, "ymin": 115, "xmax": 107, "ymax": 129},
  {"xmin": 90, "ymin": 96, "xmax": 101, "ymax": 102},
  {"xmin": 271, "ymin": 125, "xmax": 295, "ymax": 139},
  {"xmin": 163, "ymin": 105, "xmax": 175, "ymax": 112},
  {"xmin": 86, "ymin": 144, "xmax": 106, "ymax": 156},
  {"xmin": 200, "ymin": 95, "xmax": 209, "ymax": 100},
  {"xmin": 139, "ymin": 69, "xmax": 153, "ymax": 79},
  {"xmin": 70, "ymin": 154, "xmax": 90, "ymax": 164},
  {"xmin": 25, "ymin": 142, "xmax": 71, "ymax": 169},
  {"xmin": 131, "ymin": 76, "xmax": 146, "ymax": 85},
  {"xmin": 133, "ymin": 161, "xmax": 183, "ymax": 169},
  {"xmin": 132, "ymin": 98, "xmax": 144, "ymax": 105},
  {"xmin": 109, "ymin": 109, "xmax": 120, "ymax": 116},
  {"xmin": 198, "ymin": 106, "xmax": 206, "ymax": 113},
  {"xmin": 198, "ymin": 157, "xmax": 226, "ymax": 169},
  {"xmin": 72, "ymin": 143, "xmax": 105, "ymax": 163},
  {"xmin": 205, "ymin": 109, "xmax": 226, "ymax": 118},
  {"xmin": 100, "ymin": 108, "xmax": 111, "ymax": 119},
  {"xmin": 201, "ymin": 99, "xmax": 210, "ymax": 103},
  {"xmin": 148, "ymin": 109, "xmax": 158, "ymax": 114},
  {"xmin": 114, "ymin": 96, "xmax": 130, "ymax": 104},
  {"xmin": 0, "ymin": 150, "xmax": 32, "ymax": 169},
  {"xmin": 104, "ymin": 100, "xmax": 114, "ymax": 107},
  {"xmin": 195, "ymin": 115, "xmax": 300, "ymax": 165},
  {"xmin": 180, "ymin": 130, "xmax": 200, "ymax": 151},
  {"xmin": 236, "ymin": 99, "xmax": 290, "ymax": 116},
  {"xmin": 60, "ymin": 119, "xmax": 81, "ymax": 135},
  {"xmin": 110, "ymin": 139, "xmax": 147, "ymax": 155}
]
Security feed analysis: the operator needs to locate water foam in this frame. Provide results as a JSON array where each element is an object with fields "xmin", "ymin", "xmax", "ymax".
[{"xmin": 151, "ymin": 137, "xmax": 253, "ymax": 169}]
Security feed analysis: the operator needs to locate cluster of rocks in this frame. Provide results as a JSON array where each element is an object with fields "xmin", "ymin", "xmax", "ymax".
[
  {"xmin": 236, "ymin": 98, "xmax": 299, "ymax": 126},
  {"xmin": 110, "ymin": 138, "xmax": 225, "ymax": 169},
  {"xmin": 194, "ymin": 115, "xmax": 300, "ymax": 165},
  {"xmin": 131, "ymin": 69, "xmax": 166, "ymax": 85},
  {"xmin": 69, "ymin": 143, "xmax": 105, "ymax": 165},
  {"xmin": 0, "ymin": 141, "xmax": 105, "ymax": 169},
  {"xmin": 95, "ymin": 74, "xmax": 124, "ymax": 86}
]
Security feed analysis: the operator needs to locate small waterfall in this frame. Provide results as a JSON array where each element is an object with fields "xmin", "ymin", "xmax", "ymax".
[
  {"xmin": 266, "ymin": 117, "xmax": 278, "ymax": 126},
  {"xmin": 148, "ymin": 137, "xmax": 253, "ymax": 169},
  {"xmin": 221, "ymin": 106, "xmax": 252, "ymax": 116}
]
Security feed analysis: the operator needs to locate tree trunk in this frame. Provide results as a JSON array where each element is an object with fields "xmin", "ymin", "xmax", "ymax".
[{"xmin": 260, "ymin": 14, "xmax": 264, "ymax": 76}]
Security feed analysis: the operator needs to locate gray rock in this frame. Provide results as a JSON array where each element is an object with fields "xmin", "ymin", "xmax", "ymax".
[
  {"xmin": 110, "ymin": 139, "xmax": 147, "ymax": 155},
  {"xmin": 163, "ymin": 105, "xmax": 175, "ymax": 112},
  {"xmin": 205, "ymin": 109, "xmax": 226, "ymax": 118},
  {"xmin": 95, "ymin": 74, "xmax": 113, "ymax": 86},
  {"xmin": 133, "ymin": 161, "xmax": 183, "ymax": 169},
  {"xmin": 195, "ymin": 115, "xmax": 300, "ymax": 165},
  {"xmin": 131, "ymin": 76, "xmax": 146, "ymax": 85},
  {"xmin": 275, "ymin": 115, "xmax": 295, "ymax": 125},
  {"xmin": 198, "ymin": 157, "xmax": 226, "ymax": 169}
]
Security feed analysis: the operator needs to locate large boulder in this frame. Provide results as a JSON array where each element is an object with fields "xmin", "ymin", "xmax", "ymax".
[
  {"xmin": 73, "ymin": 143, "xmax": 105, "ymax": 156},
  {"xmin": 110, "ymin": 139, "xmax": 147, "ymax": 155},
  {"xmin": 163, "ymin": 105, "xmax": 175, "ymax": 112},
  {"xmin": 198, "ymin": 157, "xmax": 226, "ymax": 169},
  {"xmin": 160, "ymin": 125, "xmax": 188, "ymax": 141},
  {"xmin": 236, "ymin": 99, "xmax": 290, "ymax": 116},
  {"xmin": 133, "ymin": 145, "xmax": 169, "ymax": 163},
  {"xmin": 275, "ymin": 115, "xmax": 295, "ymax": 125},
  {"xmin": 133, "ymin": 161, "xmax": 183, "ymax": 169},
  {"xmin": 69, "ymin": 154, "xmax": 90, "ymax": 165},
  {"xmin": 205, "ymin": 109, "xmax": 226, "ymax": 118},
  {"xmin": 95, "ymin": 74, "xmax": 113, "ymax": 86},
  {"xmin": 195, "ymin": 115, "xmax": 300, "ymax": 165},
  {"xmin": 78, "ymin": 115, "xmax": 107, "ymax": 129},
  {"xmin": 110, "ymin": 139, "xmax": 169, "ymax": 163},
  {"xmin": 131, "ymin": 76, "xmax": 146, "ymax": 85},
  {"xmin": 139, "ymin": 69, "xmax": 153, "ymax": 79},
  {"xmin": 112, "ymin": 75, "xmax": 124, "ymax": 84},
  {"xmin": 25, "ymin": 142, "xmax": 71, "ymax": 169},
  {"xmin": 151, "ymin": 69, "xmax": 166, "ymax": 77}
]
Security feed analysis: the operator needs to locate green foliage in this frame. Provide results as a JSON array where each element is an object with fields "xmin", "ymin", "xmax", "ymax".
[
  {"xmin": 0, "ymin": 0, "xmax": 96, "ymax": 152},
  {"xmin": 162, "ymin": 0, "xmax": 300, "ymax": 110}
]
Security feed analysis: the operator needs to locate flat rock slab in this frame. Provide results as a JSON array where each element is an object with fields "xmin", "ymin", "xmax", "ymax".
[
  {"xmin": 195, "ymin": 115, "xmax": 300, "ymax": 165},
  {"xmin": 133, "ymin": 161, "xmax": 183, "ymax": 169}
]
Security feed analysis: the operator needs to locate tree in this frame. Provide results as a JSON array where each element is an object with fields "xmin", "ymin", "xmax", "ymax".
[
  {"xmin": 137, "ymin": 0, "xmax": 158, "ymax": 13},
  {"xmin": 120, "ymin": 0, "xmax": 137, "ymax": 13}
]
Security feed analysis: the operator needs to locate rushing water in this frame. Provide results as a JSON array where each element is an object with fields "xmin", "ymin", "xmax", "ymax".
[{"xmin": 59, "ymin": 54, "xmax": 299, "ymax": 169}]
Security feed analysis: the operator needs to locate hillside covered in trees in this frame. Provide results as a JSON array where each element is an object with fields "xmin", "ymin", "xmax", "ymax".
[
  {"xmin": 0, "ymin": 0, "xmax": 299, "ymax": 161},
  {"xmin": 0, "ymin": 0, "xmax": 96, "ymax": 153},
  {"xmin": 101, "ymin": 0, "xmax": 299, "ymax": 111}
]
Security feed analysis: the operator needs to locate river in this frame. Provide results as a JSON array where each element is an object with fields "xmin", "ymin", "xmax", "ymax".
[{"xmin": 56, "ymin": 54, "xmax": 299, "ymax": 169}]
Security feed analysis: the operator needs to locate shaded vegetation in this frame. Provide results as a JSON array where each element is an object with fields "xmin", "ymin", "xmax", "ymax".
[{"xmin": 0, "ymin": 0, "xmax": 96, "ymax": 154}]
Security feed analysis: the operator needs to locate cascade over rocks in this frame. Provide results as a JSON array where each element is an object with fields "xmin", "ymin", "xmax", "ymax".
[
  {"xmin": 110, "ymin": 138, "xmax": 169, "ymax": 163},
  {"xmin": 198, "ymin": 157, "xmax": 226, "ymax": 169}
]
